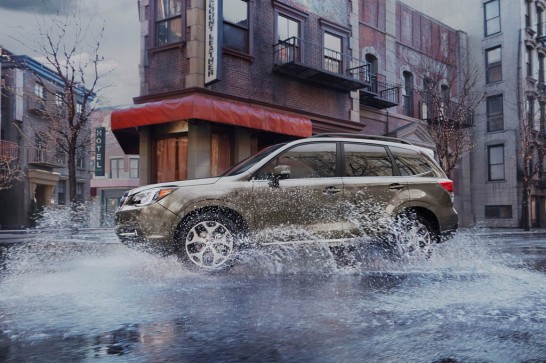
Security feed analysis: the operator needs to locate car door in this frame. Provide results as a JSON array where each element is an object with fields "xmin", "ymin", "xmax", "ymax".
[
  {"xmin": 250, "ymin": 142, "xmax": 346, "ymax": 241},
  {"xmin": 341, "ymin": 142, "xmax": 412, "ymax": 237}
]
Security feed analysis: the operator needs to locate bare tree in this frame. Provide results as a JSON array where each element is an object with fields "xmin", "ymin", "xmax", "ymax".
[
  {"xmin": 409, "ymin": 55, "xmax": 484, "ymax": 178},
  {"xmin": 0, "ymin": 141, "xmax": 24, "ymax": 190},
  {"xmin": 14, "ymin": 5, "xmax": 109, "ymax": 204}
]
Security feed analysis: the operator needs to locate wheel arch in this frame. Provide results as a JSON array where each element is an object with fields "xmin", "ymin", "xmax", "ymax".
[{"xmin": 399, "ymin": 206, "xmax": 440, "ymax": 235}]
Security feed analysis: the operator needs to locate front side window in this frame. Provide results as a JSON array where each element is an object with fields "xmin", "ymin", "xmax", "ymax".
[
  {"xmin": 255, "ymin": 143, "xmax": 337, "ymax": 179},
  {"xmin": 323, "ymin": 32, "xmax": 342, "ymax": 74},
  {"xmin": 344, "ymin": 143, "xmax": 393, "ymax": 177},
  {"xmin": 484, "ymin": 0, "xmax": 501, "ymax": 36},
  {"xmin": 487, "ymin": 94, "xmax": 503, "ymax": 132},
  {"xmin": 486, "ymin": 46, "xmax": 502, "ymax": 83},
  {"xmin": 155, "ymin": 0, "xmax": 183, "ymax": 46},
  {"xmin": 223, "ymin": 0, "xmax": 249, "ymax": 53},
  {"xmin": 488, "ymin": 144, "xmax": 505, "ymax": 181}
]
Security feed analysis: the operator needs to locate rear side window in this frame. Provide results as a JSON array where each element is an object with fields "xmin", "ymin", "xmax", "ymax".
[
  {"xmin": 389, "ymin": 146, "xmax": 442, "ymax": 177},
  {"xmin": 343, "ymin": 143, "xmax": 393, "ymax": 176},
  {"xmin": 255, "ymin": 142, "xmax": 337, "ymax": 179}
]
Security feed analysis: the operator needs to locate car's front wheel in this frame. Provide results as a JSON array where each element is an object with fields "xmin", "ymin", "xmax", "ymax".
[{"xmin": 176, "ymin": 212, "xmax": 239, "ymax": 271}]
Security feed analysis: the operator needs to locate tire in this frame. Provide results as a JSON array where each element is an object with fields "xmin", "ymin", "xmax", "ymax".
[
  {"xmin": 176, "ymin": 212, "xmax": 239, "ymax": 271},
  {"xmin": 390, "ymin": 212, "xmax": 437, "ymax": 259}
]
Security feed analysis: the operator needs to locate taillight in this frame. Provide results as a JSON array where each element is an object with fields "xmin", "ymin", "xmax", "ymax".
[{"xmin": 438, "ymin": 179, "xmax": 454, "ymax": 202}]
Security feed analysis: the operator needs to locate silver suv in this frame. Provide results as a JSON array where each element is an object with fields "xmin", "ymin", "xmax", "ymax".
[{"xmin": 115, "ymin": 134, "xmax": 458, "ymax": 270}]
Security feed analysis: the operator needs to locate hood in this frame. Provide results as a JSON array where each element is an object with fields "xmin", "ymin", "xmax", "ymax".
[{"xmin": 126, "ymin": 177, "xmax": 221, "ymax": 196}]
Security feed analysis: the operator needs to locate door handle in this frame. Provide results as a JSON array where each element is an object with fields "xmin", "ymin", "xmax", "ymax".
[
  {"xmin": 323, "ymin": 186, "xmax": 341, "ymax": 195},
  {"xmin": 389, "ymin": 183, "xmax": 405, "ymax": 190}
]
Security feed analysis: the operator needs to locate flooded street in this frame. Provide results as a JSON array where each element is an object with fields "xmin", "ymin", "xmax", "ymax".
[{"xmin": 0, "ymin": 230, "xmax": 545, "ymax": 362}]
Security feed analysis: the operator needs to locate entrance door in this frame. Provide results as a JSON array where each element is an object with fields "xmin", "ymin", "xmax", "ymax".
[{"xmin": 155, "ymin": 135, "xmax": 188, "ymax": 183}]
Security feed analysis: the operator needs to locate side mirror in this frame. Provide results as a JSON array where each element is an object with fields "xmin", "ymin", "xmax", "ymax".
[{"xmin": 269, "ymin": 165, "xmax": 291, "ymax": 187}]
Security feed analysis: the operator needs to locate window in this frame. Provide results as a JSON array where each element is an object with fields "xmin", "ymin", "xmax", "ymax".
[
  {"xmin": 526, "ymin": 0, "xmax": 532, "ymax": 28},
  {"xmin": 344, "ymin": 143, "xmax": 393, "ymax": 177},
  {"xmin": 484, "ymin": 0, "xmax": 500, "ymax": 36},
  {"xmin": 538, "ymin": 8, "xmax": 544, "ymax": 37},
  {"xmin": 540, "ymin": 54, "xmax": 545, "ymax": 84},
  {"xmin": 76, "ymin": 182, "xmax": 84, "ymax": 203},
  {"xmin": 223, "ymin": 0, "xmax": 249, "ymax": 53},
  {"xmin": 390, "ymin": 146, "xmax": 442, "ymax": 177},
  {"xmin": 323, "ymin": 32, "xmax": 342, "ymax": 74},
  {"xmin": 110, "ymin": 158, "xmax": 123, "ymax": 179},
  {"xmin": 486, "ymin": 46, "xmax": 502, "ymax": 83},
  {"xmin": 34, "ymin": 83, "xmax": 45, "ymax": 99},
  {"xmin": 129, "ymin": 158, "xmax": 139, "ymax": 179},
  {"xmin": 76, "ymin": 146, "xmax": 85, "ymax": 169},
  {"xmin": 485, "ymin": 205, "xmax": 513, "ymax": 219},
  {"xmin": 55, "ymin": 93, "xmax": 63, "ymax": 107},
  {"xmin": 402, "ymin": 71, "xmax": 413, "ymax": 117},
  {"xmin": 256, "ymin": 143, "xmax": 337, "ymax": 179},
  {"xmin": 527, "ymin": 47, "xmax": 533, "ymax": 78},
  {"xmin": 76, "ymin": 102, "xmax": 83, "ymax": 115},
  {"xmin": 155, "ymin": 0, "xmax": 183, "ymax": 46},
  {"xmin": 488, "ymin": 144, "xmax": 505, "ymax": 181},
  {"xmin": 276, "ymin": 13, "xmax": 300, "ymax": 63},
  {"xmin": 486, "ymin": 94, "xmax": 504, "ymax": 131},
  {"xmin": 440, "ymin": 84, "xmax": 450, "ymax": 116},
  {"xmin": 527, "ymin": 96, "xmax": 535, "ymax": 129},
  {"xmin": 57, "ymin": 180, "xmax": 66, "ymax": 205}
]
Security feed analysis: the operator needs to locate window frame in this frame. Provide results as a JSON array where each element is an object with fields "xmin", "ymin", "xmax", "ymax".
[
  {"xmin": 110, "ymin": 158, "xmax": 124, "ymax": 179},
  {"xmin": 484, "ymin": 0, "xmax": 501, "ymax": 37},
  {"xmin": 402, "ymin": 71, "xmax": 413, "ymax": 117},
  {"xmin": 485, "ymin": 46, "xmax": 502, "ymax": 84},
  {"xmin": 129, "ymin": 158, "xmax": 140, "ymax": 179},
  {"xmin": 486, "ymin": 94, "xmax": 504, "ymax": 132},
  {"xmin": 222, "ymin": 0, "xmax": 251, "ymax": 56},
  {"xmin": 488, "ymin": 144, "xmax": 505, "ymax": 181},
  {"xmin": 153, "ymin": 0, "xmax": 184, "ymax": 47}
]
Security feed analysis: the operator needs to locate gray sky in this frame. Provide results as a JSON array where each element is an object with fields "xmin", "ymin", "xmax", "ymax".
[{"xmin": 0, "ymin": 0, "xmax": 140, "ymax": 107}]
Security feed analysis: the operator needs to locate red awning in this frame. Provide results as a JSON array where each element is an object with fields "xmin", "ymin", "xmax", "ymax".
[{"xmin": 111, "ymin": 93, "xmax": 312, "ymax": 138}]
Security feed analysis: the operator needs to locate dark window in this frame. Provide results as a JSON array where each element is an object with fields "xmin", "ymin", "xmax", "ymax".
[
  {"xmin": 540, "ymin": 54, "xmax": 545, "ymax": 84},
  {"xmin": 276, "ymin": 13, "xmax": 301, "ymax": 63},
  {"xmin": 527, "ymin": 47, "xmax": 533, "ymax": 78},
  {"xmin": 223, "ymin": 0, "xmax": 249, "ymax": 53},
  {"xmin": 256, "ymin": 143, "xmax": 337, "ymax": 179},
  {"xmin": 526, "ymin": 0, "xmax": 532, "ymax": 28},
  {"xmin": 486, "ymin": 46, "xmax": 502, "ymax": 83},
  {"xmin": 323, "ymin": 32, "xmax": 342, "ymax": 74},
  {"xmin": 527, "ymin": 97, "xmax": 535, "ymax": 129},
  {"xmin": 76, "ymin": 146, "xmax": 85, "ymax": 169},
  {"xmin": 538, "ymin": 8, "xmax": 544, "ymax": 36},
  {"xmin": 344, "ymin": 143, "xmax": 393, "ymax": 177},
  {"xmin": 488, "ymin": 144, "xmax": 505, "ymax": 181},
  {"xmin": 487, "ymin": 94, "xmax": 504, "ymax": 131},
  {"xmin": 365, "ymin": 54, "xmax": 378, "ymax": 86},
  {"xmin": 76, "ymin": 182, "xmax": 84, "ymax": 203},
  {"xmin": 402, "ymin": 71, "xmax": 413, "ymax": 117},
  {"xmin": 155, "ymin": 0, "xmax": 183, "ymax": 46},
  {"xmin": 390, "ymin": 146, "xmax": 442, "ymax": 177},
  {"xmin": 484, "ymin": 0, "xmax": 501, "ymax": 36},
  {"xmin": 485, "ymin": 205, "xmax": 513, "ymax": 219},
  {"xmin": 57, "ymin": 180, "xmax": 66, "ymax": 205}
]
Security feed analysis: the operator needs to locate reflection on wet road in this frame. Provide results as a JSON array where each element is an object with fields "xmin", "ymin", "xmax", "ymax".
[{"xmin": 0, "ymin": 230, "xmax": 545, "ymax": 362}]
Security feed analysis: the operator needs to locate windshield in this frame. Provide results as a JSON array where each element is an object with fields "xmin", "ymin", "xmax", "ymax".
[{"xmin": 219, "ymin": 143, "xmax": 287, "ymax": 177}]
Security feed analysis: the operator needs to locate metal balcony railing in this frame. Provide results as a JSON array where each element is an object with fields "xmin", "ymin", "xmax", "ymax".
[
  {"xmin": 0, "ymin": 140, "xmax": 18, "ymax": 160},
  {"xmin": 359, "ymin": 73, "xmax": 400, "ymax": 109},
  {"xmin": 27, "ymin": 147, "xmax": 65, "ymax": 167},
  {"xmin": 273, "ymin": 37, "xmax": 371, "ymax": 92}
]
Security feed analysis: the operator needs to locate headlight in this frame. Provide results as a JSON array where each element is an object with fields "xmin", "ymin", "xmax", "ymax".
[{"xmin": 130, "ymin": 187, "xmax": 177, "ymax": 207}]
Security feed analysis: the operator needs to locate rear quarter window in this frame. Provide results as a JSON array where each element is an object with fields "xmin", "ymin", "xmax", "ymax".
[{"xmin": 389, "ymin": 146, "xmax": 443, "ymax": 177}]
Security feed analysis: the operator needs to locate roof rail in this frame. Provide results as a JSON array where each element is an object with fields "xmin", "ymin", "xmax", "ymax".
[{"xmin": 310, "ymin": 133, "xmax": 413, "ymax": 145}]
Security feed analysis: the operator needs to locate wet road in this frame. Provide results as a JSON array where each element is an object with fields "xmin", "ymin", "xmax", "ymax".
[{"xmin": 0, "ymin": 230, "xmax": 545, "ymax": 362}]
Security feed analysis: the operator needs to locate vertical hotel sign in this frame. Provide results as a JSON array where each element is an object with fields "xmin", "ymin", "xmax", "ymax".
[
  {"xmin": 205, "ymin": 0, "xmax": 222, "ymax": 85},
  {"xmin": 95, "ymin": 127, "xmax": 105, "ymax": 176}
]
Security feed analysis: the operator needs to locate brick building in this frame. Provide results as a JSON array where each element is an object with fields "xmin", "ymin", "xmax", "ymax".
[{"xmin": 111, "ymin": 0, "xmax": 469, "ymax": 222}]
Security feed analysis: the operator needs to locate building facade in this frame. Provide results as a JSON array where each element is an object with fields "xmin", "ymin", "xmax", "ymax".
[
  {"xmin": 403, "ymin": 0, "xmax": 546, "ymax": 228},
  {"xmin": 112, "ymin": 0, "xmax": 469, "ymax": 223},
  {"xmin": 0, "ymin": 48, "xmax": 92, "ymax": 229}
]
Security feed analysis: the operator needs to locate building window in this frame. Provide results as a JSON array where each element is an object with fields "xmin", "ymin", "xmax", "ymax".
[
  {"xmin": 487, "ymin": 94, "xmax": 504, "ymax": 132},
  {"xmin": 323, "ymin": 32, "xmax": 342, "ymax": 74},
  {"xmin": 540, "ymin": 54, "xmax": 545, "ymax": 84},
  {"xmin": 485, "ymin": 205, "xmax": 513, "ymax": 219},
  {"xmin": 484, "ymin": 0, "xmax": 501, "ymax": 36},
  {"xmin": 110, "ymin": 158, "xmax": 123, "ymax": 179},
  {"xmin": 55, "ymin": 93, "xmax": 63, "ymax": 107},
  {"xmin": 365, "ymin": 53, "xmax": 378, "ymax": 92},
  {"xmin": 76, "ymin": 146, "xmax": 85, "ymax": 168},
  {"xmin": 57, "ymin": 180, "xmax": 66, "ymax": 205},
  {"xmin": 488, "ymin": 144, "xmax": 505, "ymax": 181},
  {"xmin": 276, "ymin": 13, "xmax": 301, "ymax": 63},
  {"xmin": 538, "ymin": 8, "xmax": 544, "ymax": 37},
  {"xmin": 527, "ymin": 47, "xmax": 533, "ymax": 78},
  {"xmin": 223, "ymin": 0, "xmax": 249, "ymax": 54},
  {"xmin": 155, "ymin": 0, "xmax": 183, "ymax": 46},
  {"xmin": 527, "ymin": 96, "xmax": 536, "ymax": 129},
  {"xmin": 486, "ymin": 46, "xmax": 502, "ymax": 83},
  {"xmin": 129, "ymin": 158, "xmax": 139, "ymax": 179},
  {"xmin": 402, "ymin": 71, "xmax": 413, "ymax": 117},
  {"xmin": 34, "ymin": 83, "xmax": 45, "ymax": 99}
]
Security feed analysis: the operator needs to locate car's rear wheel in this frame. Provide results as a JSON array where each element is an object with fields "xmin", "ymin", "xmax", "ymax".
[
  {"xmin": 390, "ymin": 212, "xmax": 437, "ymax": 259},
  {"xmin": 176, "ymin": 212, "xmax": 239, "ymax": 271}
]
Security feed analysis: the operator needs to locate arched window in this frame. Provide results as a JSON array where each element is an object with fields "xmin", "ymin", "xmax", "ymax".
[
  {"xmin": 402, "ymin": 71, "xmax": 413, "ymax": 116},
  {"xmin": 365, "ymin": 54, "xmax": 378, "ymax": 91}
]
